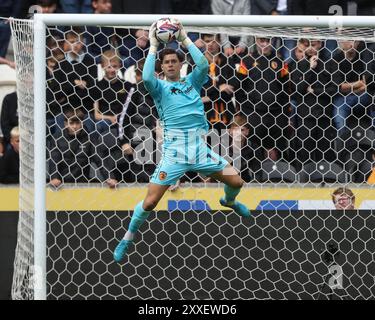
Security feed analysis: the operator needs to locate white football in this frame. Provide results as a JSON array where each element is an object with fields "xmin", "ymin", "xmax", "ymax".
[{"xmin": 155, "ymin": 18, "xmax": 180, "ymax": 44}]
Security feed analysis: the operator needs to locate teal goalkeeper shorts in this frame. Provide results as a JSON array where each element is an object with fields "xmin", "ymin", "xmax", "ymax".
[{"xmin": 150, "ymin": 138, "xmax": 228, "ymax": 185}]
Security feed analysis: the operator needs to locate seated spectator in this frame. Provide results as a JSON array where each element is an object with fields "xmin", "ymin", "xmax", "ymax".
[
  {"xmin": 0, "ymin": 126, "xmax": 19, "ymax": 184},
  {"xmin": 59, "ymin": 0, "xmax": 93, "ymax": 13},
  {"xmin": 86, "ymin": 0, "xmax": 120, "ymax": 63},
  {"xmin": 100, "ymin": 59, "xmax": 157, "ymax": 183},
  {"xmin": 228, "ymin": 112, "xmax": 257, "ymax": 182},
  {"xmin": 48, "ymin": 108, "xmax": 117, "ymax": 188},
  {"xmin": 231, "ymin": 37, "xmax": 289, "ymax": 163},
  {"xmin": 46, "ymin": 36, "xmax": 66, "ymax": 134},
  {"xmin": 122, "ymin": 59, "xmax": 158, "ymax": 181},
  {"xmin": 46, "ymin": 35, "xmax": 64, "ymax": 62},
  {"xmin": 331, "ymin": 187, "xmax": 355, "ymax": 210},
  {"xmin": 36, "ymin": 0, "xmax": 58, "ymax": 13},
  {"xmin": 253, "ymin": 0, "xmax": 295, "ymax": 62},
  {"xmin": 211, "ymin": 0, "xmax": 251, "ymax": 57},
  {"xmin": 121, "ymin": 28, "xmax": 149, "ymax": 69},
  {"xmin": 121, "ymin": 59, "xmax": 156, "ymax": 151},
  {"xmin": 304, "ymin": 38, "xmax": 330, "ymax": 62},
  {"xmin": 330, "ymin": 40, "xmax": 375, "ymax": 139},
  {"xmin": 170, "ymin": 0, "xmax": 211, "ymax": 46},
  {"xmin": 111, "ymin": 0, "xmax": 171, "ymax": 14},
  {"xmin": 367, "ymin": 149, "xmax": 375, "ymax": 184},
  {"xmin": 287, "ymin": 37, "xmax": 306, "ymax": 127},
  {"xmin": 0, "ymin": 1, "xmax": 22, "ymax": 58},
  {"xmin": 0, "ymin": 91, "xmax": 18, "ymax": 146},
  {"xmin": 171, "ymin": 0, "xmax": 211, "ymax": 15},
  {"xmin": 37, "ymin": 0, "xmax": 65, "ymax": 39},
  {"xmin": 288, "ymin": 38, "xmax": 336, "ymax": 170},
  {"xmin": 199, "ymin": 33, "xmax": 236, "ymax": 133},
  {"xmin": 58, "ymin": 27, "xmax": 97, "ymax": 131},
  {"xmin": 92, "ymin": 49, "xmax": 134, "ymax": 134}
]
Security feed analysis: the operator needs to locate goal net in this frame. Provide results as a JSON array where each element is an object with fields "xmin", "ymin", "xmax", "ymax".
[{"xmin": 10, "ymin": 14, "xmax": 375, "ymax": 300}]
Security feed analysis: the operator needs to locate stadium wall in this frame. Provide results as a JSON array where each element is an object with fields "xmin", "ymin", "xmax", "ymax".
[{"xmin": 0, "ymin": 186, "xmax": 374, "ymax": 211}]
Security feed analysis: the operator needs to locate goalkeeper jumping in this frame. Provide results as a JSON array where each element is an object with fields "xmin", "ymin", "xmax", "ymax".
[{"xmin": 114, "ymin": 20, "xmax": 250, "ymax": 263}]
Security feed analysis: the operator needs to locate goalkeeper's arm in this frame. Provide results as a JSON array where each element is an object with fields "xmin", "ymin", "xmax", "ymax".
[
  {"xmin": 142, "ymin": 22, "xmax": 161, "ymax": 99},
  {"xmin": 176, "ymin": 20, "xmax": 209, "ymax": 88}
]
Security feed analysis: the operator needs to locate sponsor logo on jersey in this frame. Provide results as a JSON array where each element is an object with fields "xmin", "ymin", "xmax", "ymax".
[
  {"xmin": 171, "ymin": 87, "xmax": 183, "ymax": 94},
  {"xmin": 159, "ymin": 171, "xmax": 167, "ymax": 180},
  {"xmin": 170, "ymin": 85, "xmax": 193, "ymax": 95}
]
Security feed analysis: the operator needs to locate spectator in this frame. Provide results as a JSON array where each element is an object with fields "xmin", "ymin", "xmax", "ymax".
[
  {"xmin": 288, "ymin": 38, "xmax": 336, "ymax": 170},
  {"xmin": 121, "ymin": 59, "xmax": 157, "ymax": 160},
  {"xmin": 48, "ymin": 108, "xmax": 117, "ymax": 188},
  {"xmin": 210, "ymin": 0, "xmax": 251, "ymax": 57},
  {"xmin": 111, "ymin": 0, "xmax": 171, "ymax": 14},
  {"xmin": 46, "ymin": 35, "xmax": 64, "ymax": 61},
  {"xmin": 112, "ymin": 1, "xmax": 171, "ymax": 65},
  {"xmin": 58, "ymin": 27, "xmax": 97, "ymax": 131},
  {"xmin": 287, "ymin": 37, "xmax": 305, "ymax": 127},
  {"xmin": 170, "ymin": 0, "xmax": 211, "ymax": 14},
  {"xmin": 121, "ymin": 28, "xmax": 150, "ymax": 69},
  {"xmin": 92, "ymin": 49, "xmax": 134, "ymax": 134},
  {"xmin": 228, "ymin": 112, "xmax": 257, "ymax": 182},
  {"xmin": 36, "ymin": 0, "xmax": 58, "ymax": 13},
  {"xmin": 0, "ymin": 1, "xmax": 22, "ymax": 58},
  {"xmin": 170, "ymin": 0, "xmax": 211, "ymax": 46},
  {"xmin": 251, "ymin": 0, "xmax": 296, "ymax": 61},
  {"xmin": 46, "ymin": 36, "xmax": 66, "ymax": 134},
  {"xmin": 251, "ymin": 0, "xmax": 278, "ymax": 15},
  {"xmin": 330, "ymin": 40, "xmax": 375, "ymax": 139},
  {"xmin": 200, "ymin": 33, "xmax": 236, "ymax": 132},
  {"xmin": 59, "ymin": 0, "xmax": 93, "ymax": 13},
  {"xmin": 231, "ymin": 37, "xmax": 289, "ymax": 163},
  {"xmin": 0, "ymin": 91, "xmax": 18, "ymax": 146},
  {"xmin": 367, "ymin": 149, "xmax": 375, "ymax": 184},
  {"xmin": 0, "ymin": 126, "xmax": 19, "ymax": 184},
  {"xmin": 86, "ymin": 0, "xmax": 120, "ymax": 63},
  {"xmin": 331, "ymin": 187, "xmax": 355, "ymax": 210},
  {"xmin": 102, "ymin": 59, "xmax": 157, "ymax": 183},
  {"xmin": 36, "ymin": 0, "xmax": 66, "ymax": 40}
]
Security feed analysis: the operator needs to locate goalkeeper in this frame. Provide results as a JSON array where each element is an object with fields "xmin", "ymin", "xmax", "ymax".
[{"xmin": 114, "ymin": 20, "xmax": 250, "ymax": 263}]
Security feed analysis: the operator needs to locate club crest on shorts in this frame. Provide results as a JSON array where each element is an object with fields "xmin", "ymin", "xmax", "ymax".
[{"xmin": 159, "ymin": 171, "xmax": 167, "ymax": 180}]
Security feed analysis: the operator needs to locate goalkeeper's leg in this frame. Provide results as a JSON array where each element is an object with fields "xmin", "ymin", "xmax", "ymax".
[
  {"xmin": 114, "ymin": 183, "xmax": 170, "ymax": 263},
  {"xmin": 210, "ymin": 165, "xmax": 251, "ymax": 218}
]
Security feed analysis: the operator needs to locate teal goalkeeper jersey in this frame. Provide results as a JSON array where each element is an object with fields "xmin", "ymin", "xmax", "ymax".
[{"xmin": 142, "ymin": 43, "xmax": 209, "ymax": 135}]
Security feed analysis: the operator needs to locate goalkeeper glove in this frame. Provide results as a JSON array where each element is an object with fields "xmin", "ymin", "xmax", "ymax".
[
  {"xmin": 175, "ymin": 19, "xmax": 192, "ymax": 47},
  {"xmin": 148, "ymin": 22, "xmax": 159, "ymax": 52}
]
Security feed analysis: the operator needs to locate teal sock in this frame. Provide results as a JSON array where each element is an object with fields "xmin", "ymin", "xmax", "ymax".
[
  {"xmin": 224, "ymin": 184, "xmax": 241, "ymax": 203},
  {"xmin": 128, "ymin": 201, "xmax": 151, "ymax": 234}
]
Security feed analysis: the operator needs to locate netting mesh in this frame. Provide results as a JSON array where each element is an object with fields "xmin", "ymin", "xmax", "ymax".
[
  {"xmin": 10, "ymin": 19, "xmax": 35, "ymax": 300},
  {"xmin": 9, "ymin": 17, "xmax": 375, "ymax": 300},
  {"xmin": 47, "ymin": 210, "xmax": 375, "ymax": 300}
]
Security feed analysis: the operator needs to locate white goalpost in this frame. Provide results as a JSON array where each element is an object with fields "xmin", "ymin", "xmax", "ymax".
[{"xmin": 10, "ymin": 14, "xmax": 375, "ymax": 300}]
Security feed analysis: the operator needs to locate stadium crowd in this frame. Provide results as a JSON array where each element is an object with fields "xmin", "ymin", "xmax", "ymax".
[{"xmin": 1, "ymin": 0, "xmax": 375, "ymax": 187}]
